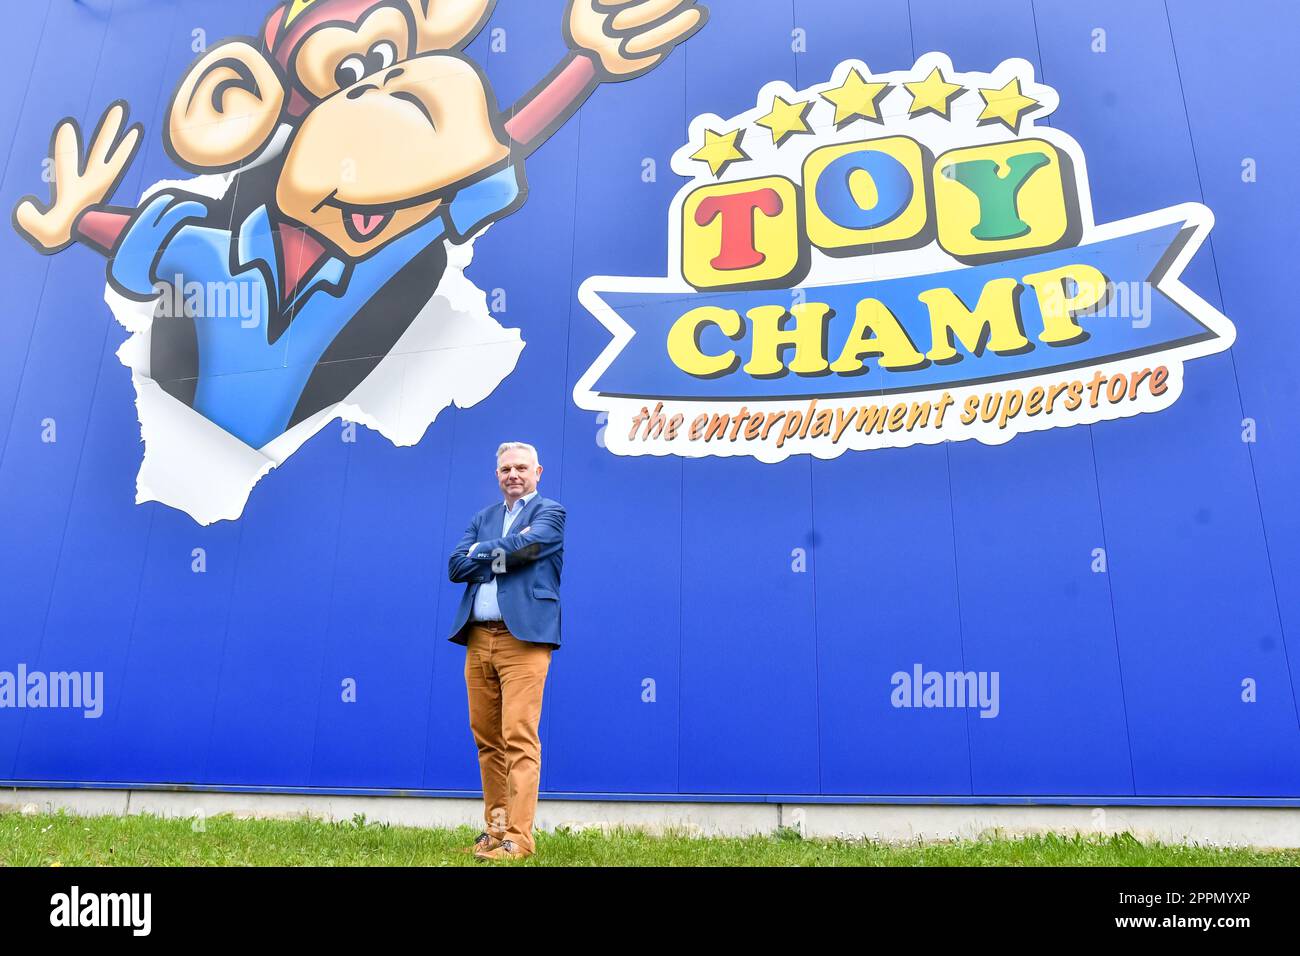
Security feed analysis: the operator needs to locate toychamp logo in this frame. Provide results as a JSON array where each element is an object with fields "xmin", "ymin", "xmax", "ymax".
[{"xmin": 573, "ymin": 53, "xmax": 1236, "ymax": 462}]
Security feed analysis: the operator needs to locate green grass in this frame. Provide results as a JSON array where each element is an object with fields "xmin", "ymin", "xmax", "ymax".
[{"xmin": 2, "ymin": 811, "xmax": 1297, "ymax": 866}]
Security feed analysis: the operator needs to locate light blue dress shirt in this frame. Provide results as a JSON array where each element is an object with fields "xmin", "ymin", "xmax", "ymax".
[{"xmin": 470, "ymin": 490, "xmax": 538, "ymax": 621}]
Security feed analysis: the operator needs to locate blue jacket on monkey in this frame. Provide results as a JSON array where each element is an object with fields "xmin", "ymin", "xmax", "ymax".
[{"xmin": 12, "ymin": 0, "xmax": 708, "ymax": 449}]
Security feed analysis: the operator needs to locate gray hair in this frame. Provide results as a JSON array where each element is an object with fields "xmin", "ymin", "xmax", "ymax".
[{"xmin": 496, "ymin": 441, "xmax": 539, "ymax": 465}]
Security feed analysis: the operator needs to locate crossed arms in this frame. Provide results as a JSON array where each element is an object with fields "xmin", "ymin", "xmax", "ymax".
[{"xmin": 448, "ymin": 502, "xmax": 566, "ymax": 585}]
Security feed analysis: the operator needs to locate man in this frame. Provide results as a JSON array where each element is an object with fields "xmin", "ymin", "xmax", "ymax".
[{"xmin": 448, "ymin": 442, "xmax": 565, "ymax": 860}]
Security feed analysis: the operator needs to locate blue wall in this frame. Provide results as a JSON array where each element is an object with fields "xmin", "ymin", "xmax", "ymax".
[{"xmin": 1, "ymin": 0, "xmax": 1297, "ymax": 803}]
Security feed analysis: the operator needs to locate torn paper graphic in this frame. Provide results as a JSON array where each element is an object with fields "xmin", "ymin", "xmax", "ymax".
[
  {"xmin": 11, "ymin": 0, "xmax": 712, "ymax": 526},
  {"xmin": 105, "ymin": 169, "xmax": 524, "ymax": 526}
]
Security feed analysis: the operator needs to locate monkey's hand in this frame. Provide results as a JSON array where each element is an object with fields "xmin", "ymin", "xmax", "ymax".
[
  {"xmin": 13, "ymin": 101, "xmax": 142, "ymax": 255},
  {"xmin": 566, "ymin": 0, "xmax": 708, "ymax": 81}
]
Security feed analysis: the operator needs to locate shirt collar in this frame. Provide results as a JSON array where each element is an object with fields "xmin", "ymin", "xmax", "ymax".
[
  {"xmin": 234, "ymin": 205, "xmax": 348, "ymax": 311},
  {"xmin": 505, "ymin": 490, "xmax": 538, "ymax": 514},
  {"xmin": 235, "ymin": 205, "xmax": 280, "ymax": 297}
]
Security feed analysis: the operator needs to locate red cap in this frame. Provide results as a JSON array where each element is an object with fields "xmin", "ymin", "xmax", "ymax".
[{"xmin": 263, "ymin": 0, "xmax": 390, "ymax": 116}]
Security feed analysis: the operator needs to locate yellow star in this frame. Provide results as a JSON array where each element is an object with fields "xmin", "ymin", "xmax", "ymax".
[
  {"xmin": 976, "ymin": 77, "xmax": 1040, "ymax": 133},
  {"xmin": 690, "ymin": 127, "xmax": 749, "ymax": 178},
  {"xmin": 755, "ymin": 95, "xmax": 814, "ymax": 146},
  {"xmin": 820, "ymin": 68, "xmax": 891, "ymax": 127},
  {"xmin": 904, "ymin": 66, "xmax": 964, "ymax": 119}
]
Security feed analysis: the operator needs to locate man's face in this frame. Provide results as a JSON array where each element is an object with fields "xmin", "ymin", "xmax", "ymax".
[{"xmin": 496, "ymin": 449, "xmax": 540, "ymax": 502}]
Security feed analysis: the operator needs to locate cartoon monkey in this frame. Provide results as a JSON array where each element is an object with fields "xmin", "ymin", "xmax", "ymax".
[{"xmin": 12, "ymin": 0, "xmax": 707, "ymax": 449}]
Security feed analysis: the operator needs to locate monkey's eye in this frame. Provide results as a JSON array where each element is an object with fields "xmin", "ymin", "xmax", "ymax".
[
  {"xmin": 334, "ymin": 55, "xmax": 367, "ymax": 89},
  {"xmin": 333, "ymin": 41, "xmax": 398, "ymax": 91},
  {"xmin": 367, "ymin": 41, "xmax": 398, "ymax": 75}
]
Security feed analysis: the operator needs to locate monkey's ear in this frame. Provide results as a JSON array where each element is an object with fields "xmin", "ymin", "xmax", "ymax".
[
  {"xmin": 165, "ymin": 40, "xmax": 286, "ymax": 173},
  {"xmin": 403, "ymin": 0, "xmax": 497, "ymax": 53}
]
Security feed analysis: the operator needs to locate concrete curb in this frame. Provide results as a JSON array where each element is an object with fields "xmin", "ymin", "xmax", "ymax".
[{"xmin": 4, "ymin": 788, "xmax": 1299, "ymax": 848}]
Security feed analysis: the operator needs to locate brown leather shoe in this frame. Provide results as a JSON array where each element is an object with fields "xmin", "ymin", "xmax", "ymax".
[
  {"xmin": 462, "ymin": 831, "xmax": 503, "ymax": 855},
  {"xmin": 473, "ymin": 839, "xmax": 531, "ymax": 861}
]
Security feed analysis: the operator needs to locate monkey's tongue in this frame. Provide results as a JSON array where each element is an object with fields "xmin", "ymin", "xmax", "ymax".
[{"xmin": 348, "ymin": 210, "xmax": 391, "ymax": 239}]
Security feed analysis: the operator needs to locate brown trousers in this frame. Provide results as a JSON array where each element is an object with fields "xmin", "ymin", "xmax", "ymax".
[{"xmin": 463, "ymin": 622, "xmax": 553, "ymax": 854}]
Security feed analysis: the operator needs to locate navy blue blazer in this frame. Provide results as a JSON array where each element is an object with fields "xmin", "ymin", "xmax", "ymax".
[{"xmin": 447, "ymin": 495, "xmax": 565, "ymax": 648}]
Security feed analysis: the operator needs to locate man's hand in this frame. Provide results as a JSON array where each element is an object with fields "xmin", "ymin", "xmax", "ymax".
[
  {"xmin": 566, "ymin": 0, "xmax": 708, "ymax": 81},
  {"xmin": 13, "ymin": 101, "xmax": 142, "ymax": 254}
]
